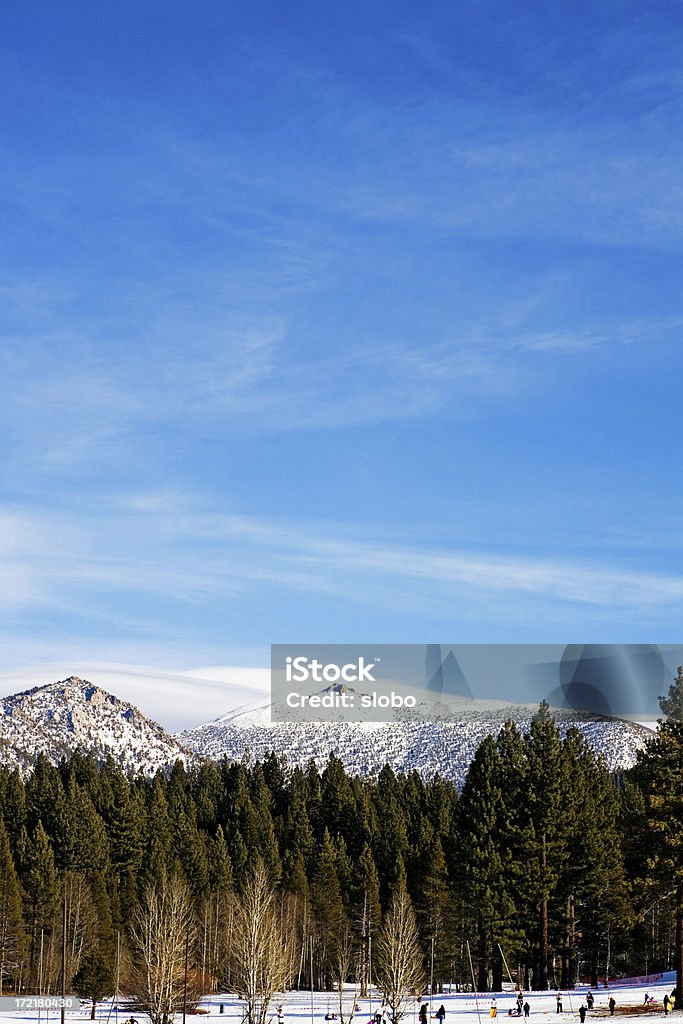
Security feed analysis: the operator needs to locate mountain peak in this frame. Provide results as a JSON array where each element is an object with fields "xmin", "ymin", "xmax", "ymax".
[{"xmin": 0, "ymin": 676, "xmax": 195, "ymax": 775}]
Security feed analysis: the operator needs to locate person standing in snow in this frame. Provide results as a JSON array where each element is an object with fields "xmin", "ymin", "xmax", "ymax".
[
  {"xmin": 434, "ymin": 1005, "xmax": 446, "ymax": 1024},
  {"xmin": 586, "ymin": 994, "xmax": 594, "ymax": 1011},
  {"xmin": 420, "ymin": 1004, "xmax": 428, "ymax": 1024},
  {"xmin": 664, "ymin": 995, "xmax": 670, "ymax": 1016},
  {"xmin": 579, "ymin": 1007, "xmax": 586, "ymax": 1023},
  {"xmin": 608, "ymin": 997, "xmax": 616, "ymax": 1017},
  {"xmin": 523, "ymin": 1004, "xmax": 530, "ymax": 1019},
  {"xmin": 490, "ymin": 999, "xmax": 497, "ymax": 1020},
  {"xmin": 556, "ymin": 994, "xmax": 563, "ymax": 1014}
]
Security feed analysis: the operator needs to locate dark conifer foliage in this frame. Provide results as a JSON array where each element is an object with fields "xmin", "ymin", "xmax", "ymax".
[{"xmin": 0, "ymin": 692, "xmax": 680, "ymax": 996}]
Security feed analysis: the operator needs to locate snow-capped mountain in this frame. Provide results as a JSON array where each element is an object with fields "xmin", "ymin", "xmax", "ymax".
[
  {"xmin": 0, "ymin": 676, "xmax": 195, "ymax": 774},
  {"xmin": 0, "ymin": 676, "xmax": 654, "ymax": 786},
  {"xmin": 178, "ymin": 695, "xmax": 654, "ymax": 787}
]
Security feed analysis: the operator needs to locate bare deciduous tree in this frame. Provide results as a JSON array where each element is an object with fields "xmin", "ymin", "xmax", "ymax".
[
  {"xmin": 229, "ymin": 861, "xmax": 296, "ymax": 1024},
  {"xmin": 374, "ymin": 885, "xmax": 425, "ymax": 1024},
  {"xmin": 130, "ymin": 875, "xmax": 198, "ymax": 1024},
  {"xmin": 41, "ymin": 873, "xmax": 99, "ymax": 993},
  {"xmin": 333, "ymin": 928, "xmax": 361, "ymax": 1024}
]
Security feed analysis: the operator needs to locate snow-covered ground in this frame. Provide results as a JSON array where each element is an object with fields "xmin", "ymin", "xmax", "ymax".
[{"xmin": 0, "ymin": 979, "xmax": 678, "ymax": 1024}]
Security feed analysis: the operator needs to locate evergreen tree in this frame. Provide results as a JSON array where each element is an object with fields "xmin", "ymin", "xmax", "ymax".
[
  {"xmin": 659, "ymin": 666, "xmax": 683, "ymax": 722},
  {"xmin": 352, "ymin": 843, "xmax": 381, "ymax": 997},
  {"xmin": 1, "ymin": 771, "xmax": 26, "ymax": 846},
  {"xmin": 227, "ymin": 829, "xmax": 249, "ymax": 891},
  {"xmin": 559, "ymin": 730, "xmax": 631, "ymax": 989},
  {"xmin": 372, "ymin": 767, "xmax": 410, "ymax": 903},
  {"xmin": 105, "ymin": 776, "xmax": 145, "ymax": 924},
  {"xmin": 310, "ymin": 829, "xmax": 345, "ymax": 985},
  {"xmin": 63, "ymin": 780, "xmax": 110, "ymax": 876},
  {"xmin": 282, "ymin": 850, "xmax": 309, "ymax": 900},
  {"xmin": 89, "ymin": 870, "xmax": 115, "ymax": 958},
  {"xmin": 25, "ymin": 756, "xmax": 68, "ymax": 862},
  {"xmin": 321, "ymin": 756, "xmax": 358, "ymax": 842},
  {"xmin": 23, "ymin": 822, "xmax": 58, "ymax": 988},
  {"xmin": 142, "ymin": 774, "xmax": 173, "ymax": 887},
  {"xmin": 207, "ymin": 826, "xmax": 233, "ymax": 894},
  {"xmin": 631, "ymin": 668, "xmax": 683, "ymax": 1002},
  {"xmin": 0, "ymin": 820, "xmax": 26, "ymax": 994},
  {"xmin": 73, "ymin": 946, "xmax": 115, "ymax": 1019},
  {"xmin": 191, "ymin": 762, "xmax": 222, "ymax": 832},
  {"xmin": 456, "ymin": 735, "xmax": 511, "ymax": 990},
  {"xmin": 415, "ymin": 831, "xmax": 451, "ymax": 989},
  {"xmin": 525, "ymin": 703, "xmax": 569, "ymax": 990}
]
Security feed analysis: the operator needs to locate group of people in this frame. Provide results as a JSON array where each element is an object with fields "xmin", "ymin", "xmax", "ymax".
[
  {"xmin": 418, "ymin": 1003, "xmax": 446, "ymax": 1024},
  {"xmin": 576, "ymin": 994, "xmax": 597, "ymax": 1023},
  {"xmin": 281, "ymin": 984, "xmax": 681, "ymax": 1024},
  {"xmin": 663, "ymin": 991, "xmax": 678, "ymax": 1016},
  {"xmin": 504, "ymin": 991, "xmax": 530, "ymax": 1018}
]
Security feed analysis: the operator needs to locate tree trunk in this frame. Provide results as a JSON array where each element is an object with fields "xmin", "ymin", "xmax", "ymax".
[
  {"xmin": 90, "ymin": 1001, "xmax": 96, "ymax": 1020},
  {"xmin": 676, "ymin": 884, "xmax": 683, "ymax": 1012},
  {"xmin": 590, "ymin": 925, "xmax": 599, "ymax": 990},
  {"xmin": 560, "ymin": 895, "xmax": 574, "ymax": 990},
  {"xmin": 534, "ymin": 835, "xmax": 549, "ymax": 991},
  {"xmin": 492, "ymin": 941, "xmax": 503, "ymax": 993},
  {"xmin": 477, "ymin": 916, "xmax": 489, "ymax": 991}
]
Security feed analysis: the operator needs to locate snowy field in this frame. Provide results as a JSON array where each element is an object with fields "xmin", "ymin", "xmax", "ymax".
[{"xmin": 0, "ymin": 981, "xmax": 678, "ymax": 1024}]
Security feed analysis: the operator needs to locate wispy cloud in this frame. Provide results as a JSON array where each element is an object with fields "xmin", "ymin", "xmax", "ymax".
[
  {"xmin": 2, "ymin": 498, "xmax": 683, "ymax": 649},
  {"xmin": 1, "ymin": 270, "xmax": 678, "ymax": 484}
]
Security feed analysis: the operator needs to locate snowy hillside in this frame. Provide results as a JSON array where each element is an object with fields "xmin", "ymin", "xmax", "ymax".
[
  {"xmin": 178, "ymin": 697, "xmax": 653, "ymax": 786},
  {"xmin": 0, "ymin": 676, "xmax": 195, "ymax": 774},
  {"xmin": 0, "ymin": 676, "xmax": 654, "ymax": 785}
]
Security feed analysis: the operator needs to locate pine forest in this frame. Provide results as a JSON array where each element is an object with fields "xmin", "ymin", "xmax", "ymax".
[{"xmin": 0, "ymin": 679, "xmax": 682, "ymax": 1024}]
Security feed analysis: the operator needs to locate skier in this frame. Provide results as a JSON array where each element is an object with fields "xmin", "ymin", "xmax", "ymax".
[
  {"xmin": 490, "ymin": 999, "xmax": 497, "ymax": 1020},
  {"xmin": 579, "ymin": 1007, "xmax": 586, "ymax": 1024},
  {"xmin": 586, "ymin": 994, "xmax": 594, "ymax": 1011},
  {"xmin": 608, "ymin": 997, "xmax": 616, "ymax": 1017},
  {"xmin": 556, "ymin": 994, "xmax": 563, "ymax": 1014},
  {"xmin": 516, "ymin": 993, "xmax": 524, "ymax": 1016}
]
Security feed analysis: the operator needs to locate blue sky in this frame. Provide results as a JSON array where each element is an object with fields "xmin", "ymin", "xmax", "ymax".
[{"xmin": 2, "ymin": 1, "xmax": 683, "ymax": 724}]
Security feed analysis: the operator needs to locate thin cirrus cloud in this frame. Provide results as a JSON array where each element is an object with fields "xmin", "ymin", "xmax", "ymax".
[
  {"xmin": 1, "ymin": 2, "xmax": 682, "ymax": 683},
  {"xmin": 2, "ymin": 499, "xmax": 683, "ymax": 626},
  {"xmin": 0, "ymin": 302, "xmax": 678, "ymax": 480}
]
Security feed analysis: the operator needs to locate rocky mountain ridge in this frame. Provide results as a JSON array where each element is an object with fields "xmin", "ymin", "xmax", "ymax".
[
  {"xmin": 0, "ymin": 675, "xmax": 655, "ymax": 785},
  {"xmin": 0, "ymin": 676, "xmax": 195, "ymax": 774}
]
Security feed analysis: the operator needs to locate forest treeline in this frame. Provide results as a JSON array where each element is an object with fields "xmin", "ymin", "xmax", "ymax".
[{"xmin": 0, "ymin": 675, "xmax": 682, "ymax": 1006}]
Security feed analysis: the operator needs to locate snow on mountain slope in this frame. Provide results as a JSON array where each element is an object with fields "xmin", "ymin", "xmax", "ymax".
[
  {"xmin": 178, "ymin": 698, "xmax": 653, "ymax": 786},
  {"xmin": 0, "ymin": 676, "xmax": 654, "ymax": 786},
  {"xmin": 0, "ymin": 676, "xmax": 195, "ymax": 774}
]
